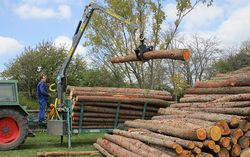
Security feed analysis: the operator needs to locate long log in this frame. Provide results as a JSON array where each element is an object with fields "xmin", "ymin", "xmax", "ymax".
[
  {"xmin": 71, "ymin": 91, "xmax": 173, "ymax": 100},
  {"xmin": 124, "ymin": 120, "xmax": 206, "ymax": 141},
  {"xmin": 72, "ymin": 112, "xmax": 150, "ymax": 120},
  {"xmin": 68, "ymin": 86, "xmax": 170, "ymax": 95},
  {"xmin": 72, "ymin": 102, "xmax": 159, "ymax": 112},
  {"xmin": 180, "ymin": 95, "xmax": 227, "ymax": 103},
  {"xmin": 110, "ymin": 49, "xmax": 191, "ymax": 63},
  {"xmin": 93, "ymin": 143, "xmax": 114, "ymax": 157},
  {"xmin": 96, "ymin": 138, "xmax": 141, "ymax": 157},
  {"xmin": 186, "ymin": 87, "xmax": 250, "ymax": 94},
  {"xmin": 72, "ymin": 125, "xmax": 113, "ymax": 129},
  {"xmin": 170, "ymin": 101, "xmax": 250, "ymax": 108},
  {"xmin": 112, "ymin": 129, "xmax": 177, "ymax": 149},
  {"xmin": 76, "ymin": 96, "xmax": 169, "ymax": 106},
  {"xmin": 103, "ymin": 134, "xmax": 171, "ymax": 157},
  {"xmin": 37, "ymin": 151, "xmax": 99, "ymax": 157},
  {"xmin": 157, "ymin": 108, "xmax": 243, "ymax": 125},
  {"xmin": 194, "ymin": 76, "xmax": 250, "ymax": 88},
  {"xmin": 182, "ymin": 107, "xmax": 250, "ymax": 116},
  {"xmin": 213, "ymin": 94, "xmax": 250, "ymax": 102},
  {"xmin": 113, "ymin": 129, "xmax": 194, "ymax": 150},
  {"xmin": 73, "ymin": 106, "xmax": 156, "ymax": 116}
]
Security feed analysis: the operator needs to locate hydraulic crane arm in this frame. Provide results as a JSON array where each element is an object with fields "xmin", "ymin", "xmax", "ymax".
[{"xmin": 55, "ymin": 2, "xmax": 142, "ymax": 107}]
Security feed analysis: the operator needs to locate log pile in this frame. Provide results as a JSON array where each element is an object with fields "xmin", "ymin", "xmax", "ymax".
[
  {"xmin": 94, "ymin": 66, "xmax": 250, "ymax": 156},
  {"xmin": 67, "ymin": 87, "xmax": 171, "ymax": 130},
  {"xmin": 181, "ymin": 66, "xmax": 250, "ymax": 103},
  {"xmin": 95, "ymin": 109, "xmax": 250, "ymax": 157}
]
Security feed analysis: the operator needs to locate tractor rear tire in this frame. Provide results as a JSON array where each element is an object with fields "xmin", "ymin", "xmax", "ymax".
[{"xmin": 0, "ymin": 108, "xmax": 28, "ymax": 150}]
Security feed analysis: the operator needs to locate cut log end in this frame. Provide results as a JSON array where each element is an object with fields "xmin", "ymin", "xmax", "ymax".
[
  {"xmin": 230, "ymin": 116, "xmax": 240, "ymax": 128},
  {"xmin": 213, "ymin": 144, "xmax": 221, "ymax": 153},
  {"xmin": 209, "ymin": 126, "xmax": 222, "ymax": 141},
  {"xmin": 241, "ymin": 148, "xmax": 250, "ymax": 157},
  {"xmin": 231, "ymin": 144, "xmax": 241, "ymax": 157},
  {"xmin": 219, "ymin": 137, "xmax": 231, "ymax": 148},
  {"xmin": 183, "ymin": 49, "xmax": 191, "ymax": 61},
  {"xmin": 205, "ymin": 140, "xmax": 216, "ymax": 149},
  {"xmin": 188, "ymin": 142, "xmax": 195, "ymax": 149},
  {"xmin": 175, "ymin": 144, "xmax": 183, "ymax": 154},
  {"xmin": 196, "ymin": 128, "xmax": 207, "ymax": 140},
  {"xmin": 218, "ymin": 148, "xmax": 230, "ymax": 157},
  {"xmin": 239, "ymin": 136, "xmax": 250, "ymax": 149}
]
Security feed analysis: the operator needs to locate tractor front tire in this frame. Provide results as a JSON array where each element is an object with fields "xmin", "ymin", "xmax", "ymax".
[{"xmin": 0, "ymin": 108, "xmax": 28, "ymax": 150}]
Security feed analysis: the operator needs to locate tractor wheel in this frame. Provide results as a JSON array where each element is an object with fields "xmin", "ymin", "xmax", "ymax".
[{"xmin": 0, "ymin": 108, "xmax": 28, "ymax": 150}]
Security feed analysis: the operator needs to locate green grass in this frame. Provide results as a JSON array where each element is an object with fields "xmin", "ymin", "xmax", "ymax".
[{"xmin": 1, "ymin": 132, "xmax": 104, "ymax": 157}]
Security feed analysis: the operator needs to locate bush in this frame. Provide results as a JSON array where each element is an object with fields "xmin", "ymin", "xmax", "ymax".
[{"xmin": 19, "ymin": 92, "xmax": 38, "ymax": 110}]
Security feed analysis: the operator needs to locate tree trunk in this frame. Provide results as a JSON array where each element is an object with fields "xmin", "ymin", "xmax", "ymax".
[
  {"xmin": 37, "ymin": 151, "xmax": 99, "ymax": 157},
  {"xmin": 71, "ymin": 91, "xmax": 173, "ymax": 100},
  {"xmin": 180, "ymin": 95, "xmax": 227, "ymax": 103},
  {"xmin": 110, "ymin": 49, "xmax": 191, "ymax": 63},
  {"xmin": 73, "ymin": 105, "xmax": 156, "ymax": 116},
  {"xmin": 67, "ymin": 86, "xmax": 170, "ymax": 96},
  {"xmin": 186, "ymin": 87, "xmax": 250, "ymax": 94},
  {"xmin": 103, "ymin": 134, "xmax": 171, "ymax": 157},
  {"xmin": 96, "ymin": 138, "xmax": 141, "ymax": 157},
  {"xmin": 157, "ymin": 108, "xmax": 243, "ymax": 125},
  {"xmin": 76, "ymin": 96, "xmax": 169, "ymax": 106},
  {"xmin": 170, "ymin": 101, "xmax": 250, "ymax": 108},
  {"xmin": 194, "ymin": 76, "xmax": 250, "ymax": 88},
  {"xmin": 124, "ymin": 120, "xmax": 207, "ymax": 140},
  {"xmin": 182, "ymin": 107, "xmax": 250, "ymax": 116},
  {"xmin": 213, "ymin": 94, "xmax": 250, "ymax": 102},
  {"xmin": 93, "ymin": 143, "xmax": 114, "ymax": 157}
]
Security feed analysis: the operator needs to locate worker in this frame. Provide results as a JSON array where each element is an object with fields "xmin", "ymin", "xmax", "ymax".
[{"xmin": 37, "ymin": 74, "xmax": 50, "ymax": 124}]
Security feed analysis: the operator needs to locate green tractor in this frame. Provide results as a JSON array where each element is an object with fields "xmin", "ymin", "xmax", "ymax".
[{"xmin": 0, "ymin": 80, "xmax": 29, "ymax": 150}]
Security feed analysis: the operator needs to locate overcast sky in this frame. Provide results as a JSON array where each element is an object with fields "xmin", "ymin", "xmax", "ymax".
[{"xmin": 0, "ymin": 0, "xmax": 250, "ymax": 72}]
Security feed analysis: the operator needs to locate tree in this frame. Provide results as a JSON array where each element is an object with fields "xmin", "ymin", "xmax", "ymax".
[
  {"xmin": 84, "ymin": 0, "xmax": 213, "ymax": 89},
  {"xmin": 214, "ymin": 40, "xmax": 250, "ymax": 73},
  {"xmin": 0, "ymin": 41, "xmax": 87, "ymax": 98}
]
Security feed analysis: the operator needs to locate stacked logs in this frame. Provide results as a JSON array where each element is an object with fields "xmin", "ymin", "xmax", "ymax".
[
  {"xmin": 94, "ymin": 66, "xmax": 250, "ymax": 157},
  {"xmin": 67, "ymin": 87, "xmax": 172, "ymax": 130},
  {"xmin": 95, "ymin": 108, "xmax": 250, "ymax": 157},
  {"xmin": 181, "ymin": 66, "xmax": 250, "ymax": 103}
]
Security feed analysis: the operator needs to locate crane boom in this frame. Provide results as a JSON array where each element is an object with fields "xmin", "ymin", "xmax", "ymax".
[{"xmin": 55, "ymin": 2, "xmax": 141, "ymax": 108}]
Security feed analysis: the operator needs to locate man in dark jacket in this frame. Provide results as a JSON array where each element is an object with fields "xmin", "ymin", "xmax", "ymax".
[{"xmin": 37, "ymin": 74, "xmax": 50, "ymax": 123}]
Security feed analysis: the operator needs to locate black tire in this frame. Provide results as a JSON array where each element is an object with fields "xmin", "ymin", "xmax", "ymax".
[{"xmin": 0, "ymin": 108, "xmax": 28, "ymax": 150}]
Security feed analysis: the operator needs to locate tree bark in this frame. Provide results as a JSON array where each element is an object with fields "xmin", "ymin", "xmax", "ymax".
[
  {"xmin": 194, "ymin": 76, "xmax": 250, "ymax": 88},
  {"xmin": 71, "ymin": 91, "xmax": 173, "ymax": 100},
  {"xmin": 110, "ymin": 49, "xmax": 191, "ymax": 63},
  {"xmin": 180, "ymin": 95, "xmax": 227, "ymax": 103},
  {"xmin": 124, "ymin": 120, "xmax": 207, "ymax": 140},
  {"xmin": 157, "ymin": 108, "xmax": 243, "ymax": 126},
  {"xmin": 182, "ymin": 107, "xmax": 250, "ymax": 116},
  {"xmin": 76, "ymin": 96, "xmax": 169, "ymax": 106},
  {"xmin": 103, "ymin": 134, "xmax": 171, "ymax": 157},
  {"xmin": 96, "ymin": 138, "xmax": 141, "ymax": 157},
  {"xmin": 68, "ymin": 86, "xmax": 170, "ymax": 95},
  {"xmin": 213, "ymin": 94, "xmax": 250, "ymax": 102},
  {"xmin": 186, "ymin": 87, "xmax": 250, "ymax": 94},
  {"xmin": 170, "ymin": 101, "xmax": 250, "ymax": 108},
  {"xmin": 37, "ymin": 151, "xmax": 99, "ymax": 157},
  {"xmin": 93, "ymin": 143, "xmax": 114, "ymax": 157}
]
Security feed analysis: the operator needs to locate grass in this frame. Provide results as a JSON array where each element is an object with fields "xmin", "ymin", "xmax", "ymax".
[{"xmin": 1, "ymin": 132, "xmax": 104, "ymax": 157}]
